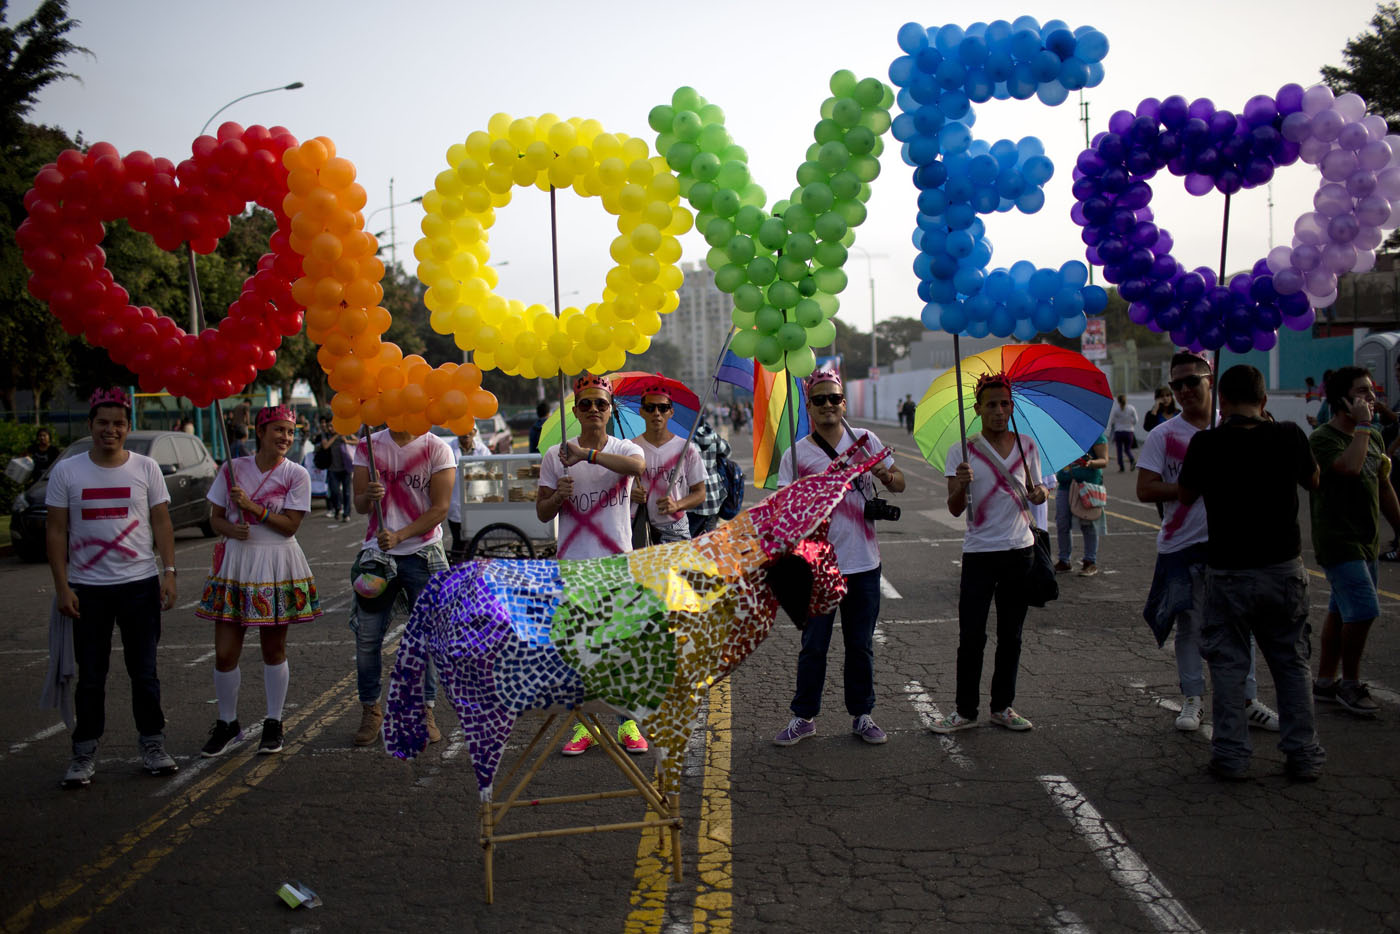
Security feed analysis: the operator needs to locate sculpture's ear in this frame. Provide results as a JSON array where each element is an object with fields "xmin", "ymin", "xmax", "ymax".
[{"xmin": 766, "ymin": 553, "xmax": 813, "ymax": 628}]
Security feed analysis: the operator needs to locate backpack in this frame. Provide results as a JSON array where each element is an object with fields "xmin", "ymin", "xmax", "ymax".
[{"xmin": 717, "ymin": 454, "xmax": 745, "ymax": 520}]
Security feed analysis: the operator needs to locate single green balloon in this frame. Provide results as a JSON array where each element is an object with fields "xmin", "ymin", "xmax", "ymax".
[
  {"xmin": 817, "ymin": 141, "xmax": 849, "ymax": 174},
  {"xmin": 813, "ymin": 266, "xmax": 848, "ymax": 294},
  {"xmin": 754, "ymin": 305, "xmax": 784, "ymax": 335},
  {"xmin": 813, "ymin": 291, "xmax": 838, "ymax": 316},
  {"xmin": 730, "ymin": 328, "xmax": 759, "ymax": 357},
  {"xmin": 725, "ymin": 234, "xmax": 756, "ymax": 266},
  {"xmin": 830, "ymin": 170, "xmax": 861, "ymax": 201},
  {"xmin": 777, "ymin": 322, "xmax": 807, "ymax": 351},
  {"xmin": 794, "ymin": 298, "xmax": 824, "ymax": 328},
  {"xmin": 747, "ymin": 256, "xmax": 777, "ymax": 286},
  {"xmin": 690, "ymin": 151, "xmax": 721, "ymax": 182},
  {"xmin": 850, "ymin": 153, "xmax": 881, "ymax": 182},
  {"xmin": 813, "ymin": 119, "xmax": 843, "ymax": 145},
  {"xmin": 739, "ymin": 183, "xmax": 767, "ymax": 208},
  {"xmin": 860, "ymin": 109, "xmax": 893, "ymax": 135},
  {"xmin": 786, "ymin": 346, "xmax": 817, "ymax": 378},
  {"xmin": 733, "ymin": 282, "xmax": 764, "ymax": 313},
  {"xmin": 716, "ymin": 160, "xmax": 750, "ymax": 191},
  {"xmin": 829, "ymin": 69, "xmax": 858, "ymax": 97},
  {"xmin": 714, "ymin": 264, "xmax": 747, "ymax": 293},
  {"xmin": 678, "ymin": 175, "xmax": 695, "ymax": 198},
  {"xmin": 854, "ymin": 77, "xmax": 886, "ymax": 107},
  {"xmin": 783, "ymin": 231, "xmax": 816, "ymax": 261},
  {"xmin": 801, "ymin": 183, "xmax": 834, "ymax": 214},
  {"xmin": 755, "ymin": 335, "xmax": 783, "ymax": 367},
  {"xmin": 705, "ymin": 245, "xmax": 729, "ymax": 270},
  {"xmin": 813, "ymin": 212, "xmax": 848, "ymax": 242},
  {"xmin": 704, "ymin": 216, "xmax": 736, "ymax": 247},
  {"xmin": 672, "ymin": 86, "xmax": 702, "ymax": 111},
  {"xmin": 648, "ymin": 105, "xmax": 676, "ymax": 135},
  {"xmin": 733, "ymin": 205, "xmax": 765, "ymax": 235},
  {"xmin": 757, "ymin": 217, "xmax": 788, "ymax": 251},
  {"xmin": 776, "ymin": 255, "xmax": 809, "ymax": 282},
  {"xmin": 836, "ymin": 199, "xmax": 867, "ymax": 227},
  {"xmin": 698, "ymin": 123, "xmax": 731, "ymax": 154},
  {"xmin": 813, "ymin": 241, "xmax": 847, "ymax": 269},
  {"xmin": 796, "ymin": 161, "xmax": 826, "ymax": 186},
  {"xmin": 666, "ymin": 141, "xmax": 699, "ymax": 172},
  {"xmin": 831, "ymin": 98, "xmax": 862, "ymax": 128},
  {"xmin": 807, "ymin": 318, "xmax": 837, "ymax": 347},
  {"xmin": 655, "ymin": 132, "xmax": 677, "ymax": 156},
  {"xmin": 711, "ymin": 188, "xmax": 741, "ymax": 218},
  {"xmin": 672, "ymin": 110, "xmax": 702, "ymax": 142},
  {"xmin": 783, "ymin": 203, "xmax": 815, "ymax": 233},
  {"xmin": 687, "ymin": 181, "xmax": 716, "ymax": 211},
  {"xmin": 720, "ymin": 144, "xmax": 748, "ymax": 164},
  {"xmin": 767, "ymin": 281, "xmax": 800, "ymax": 310},
  {"xmin": 844, "ymin": 126, "xmax": 876, "ymax": 156},
  {"xmin": 797, "ymin": 276, "xmax": 819, "ymax": 297},
  {"xmin": 731, "ymin": 308, "xmax": 756, "ymax": 330},
  {"xmin": 698, "ymin": 103, "xmax": 726, "ymax": 126}
]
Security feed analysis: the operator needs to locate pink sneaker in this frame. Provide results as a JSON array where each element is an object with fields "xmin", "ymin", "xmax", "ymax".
[
  {"xmin": 618, "ymin": 720, "xmax": 648, "ymax": 754},
  {"xmin": 561, "ymin": 722, "xmax": 594, "ymax": 756}
]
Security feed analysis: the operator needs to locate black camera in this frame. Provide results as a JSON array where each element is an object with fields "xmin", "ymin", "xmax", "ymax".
[{"xmin": 864, "ymin": 498, "xmax": 901, "ymax": 522}]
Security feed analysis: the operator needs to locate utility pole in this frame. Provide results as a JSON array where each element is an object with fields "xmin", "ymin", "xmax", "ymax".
[{"xmin": 1079, "ymin": 91, "xmax": 1094, "ymax": 286}]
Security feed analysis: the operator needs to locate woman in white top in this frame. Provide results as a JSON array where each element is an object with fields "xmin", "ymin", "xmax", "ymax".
[{"xmin": 196, "ymin": 405, "xmax": 322, "ymax": 757}]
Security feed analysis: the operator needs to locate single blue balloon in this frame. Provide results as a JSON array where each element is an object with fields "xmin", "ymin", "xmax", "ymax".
[
  {"xmin": 1058, "ymin": 312, "xmax": 1088, "ymax": 338},
  {"xmin": 898, "ymin": 21, "xmax": 929, "ymax": 53}
]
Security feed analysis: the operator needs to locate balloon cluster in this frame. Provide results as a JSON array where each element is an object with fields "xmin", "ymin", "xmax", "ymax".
[
  {"xmin": 651, "ymin": 73, "xmax": 893, "ymax": 378},
  {"xmin": 413, "ymin": 114, "xmax": 692, "ymax": 379},
  {"xmin": 17, "ymin": 124, "xmax": 306, "ymax": 406},
  {"xmin": 1072, "ymin": 85, "xmax": 1400, "ymax": 352},
  {"xmin": 891, "ymin": 20, "xmax": 1110, "ymax": 340},
  {"xmin": 283, "ymin": 137, "xmax": 498, "ymax": 436}
]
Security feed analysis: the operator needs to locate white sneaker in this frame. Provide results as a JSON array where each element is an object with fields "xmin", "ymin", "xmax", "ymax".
[
  {"xmin": 1245, "ymin": 698, "xmax": 1280, "ymax": 732},
  {"xmin": 1175, "ymin": 695, "xmax": 1203, "ymax": 732}
]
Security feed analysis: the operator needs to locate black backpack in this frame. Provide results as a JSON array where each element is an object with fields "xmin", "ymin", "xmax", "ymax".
[{"xmin": 717, "ymin": 454, "xmax": 744, "ymax": 520}]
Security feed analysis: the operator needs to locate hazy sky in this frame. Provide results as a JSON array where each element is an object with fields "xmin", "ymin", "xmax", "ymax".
[{"xmin": 19, "ymin": 0, "xmax": 1385, "ymax": 343}]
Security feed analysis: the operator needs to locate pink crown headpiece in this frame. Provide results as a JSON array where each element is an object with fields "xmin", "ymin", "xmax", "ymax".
[
  {"xmin": 257, "ymin": 405, "xmax": 296, "ymax": 428},
  {"xmin": 88, "ymin": 387, "xmax": 130, "ymax": 410},
  {"xmin": 636, "ymin": 376, "xmax": 673, "ymax": 401},
  {"xmin": 804, "ymin": 368, "xmax": 843, "ymax": 394},
  {"xmin": 573, "ymin": 374, "xmax": 614, "ymax": 397}
]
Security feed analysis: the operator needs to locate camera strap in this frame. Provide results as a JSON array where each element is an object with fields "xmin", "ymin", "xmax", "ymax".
[{"xmin": 808, "ymin": 429, "xmax": 874, "ymax": 500}]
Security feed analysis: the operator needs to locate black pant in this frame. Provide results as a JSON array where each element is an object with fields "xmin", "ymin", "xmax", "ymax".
[
  {"xmin": 72, "ymin": 576, "xmax": 165, "ymax": 742},
  {"xmin": 326, "ymin": 469, "xmax": 352, "ymax": 518},
  {"xmin": 956, "ymin": 549, "xmax": 1032, "ymax": 720}
]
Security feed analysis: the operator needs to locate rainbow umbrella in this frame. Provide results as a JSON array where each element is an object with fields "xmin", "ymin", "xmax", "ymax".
[
  {"xmin": 536, "ymin": 372, "xmax": 701, "ymax": 452},
  {"xmin": 914, "ymin": 343, "xmax": 1112, "ymax": 475}
]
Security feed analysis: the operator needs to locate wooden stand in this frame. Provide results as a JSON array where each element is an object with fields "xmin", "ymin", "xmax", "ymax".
[{"xmin": 479, "ymin": 710, "xmax": 682, "ymax": 904}]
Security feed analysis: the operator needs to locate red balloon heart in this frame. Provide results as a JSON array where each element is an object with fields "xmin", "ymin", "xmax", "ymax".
[{"xmin": 16, "ymin": 122, "xmax": 307, "ymax": 408}]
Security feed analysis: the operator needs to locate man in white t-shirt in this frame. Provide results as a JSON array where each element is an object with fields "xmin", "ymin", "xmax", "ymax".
[
  {"xmin": 771, "ymin": 369, "xmax": 905, "ymax": 748},
  {"xmin": 630, "ymin": 380, "xmax": 707, "ymax": 545},
  {"xmin": 1137, "ymin": 351, "xmax": 1278, "ymax": 734},
  {"xmin": 537, "ymin": 374, "xmax": 647, "ymax": 755},
  {"xmin": 349, "ymin": 424, "xmax": 456, "ymax": 746},
  {"xmin": 46, "ymin": 388, "xmax": 179, "ymax": 788},
  {"xmin": 931, "ymin": 374, "xmax": 1046, "ymax": 735}
]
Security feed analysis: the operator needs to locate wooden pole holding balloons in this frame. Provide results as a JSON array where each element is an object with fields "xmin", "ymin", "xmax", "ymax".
[
  {"xmin": 1210, "ymin": 192, "xmax": 1232, "ymax": 427},
  {"xmin": 184, "ymin": 252, "xmax": 236, "ymax": 468},
  {"xmin": 665, "ymin": 329, "xmax": 736, "ymax": 494},
  {"xmin": 953, "ymin": 333, "xmax": 969, "ymax": 465},
  {"xmin": 548, "ymin": 185, "xmax": 571, "ymax": 454}
]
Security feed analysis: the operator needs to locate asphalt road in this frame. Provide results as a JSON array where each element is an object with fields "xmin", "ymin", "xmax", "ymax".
[{"xmin": 2, "ymin": 419, "xmax": 1399, "ymax": 933}]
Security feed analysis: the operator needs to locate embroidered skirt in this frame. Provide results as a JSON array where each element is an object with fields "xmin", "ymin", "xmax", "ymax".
[{"xmin": 196, "ymin": 537, "xmax": 321, "ymax": 627}]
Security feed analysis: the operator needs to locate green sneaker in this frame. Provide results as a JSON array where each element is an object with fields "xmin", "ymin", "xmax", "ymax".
[{"xmin": 618, "ymin": 719, "xmax": 648, "ymax": 754}]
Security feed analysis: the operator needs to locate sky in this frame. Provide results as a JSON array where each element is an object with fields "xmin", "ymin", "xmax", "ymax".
[{"xmin": 18, "ymin": 0, "xmax": 1387, "ymax": 345}]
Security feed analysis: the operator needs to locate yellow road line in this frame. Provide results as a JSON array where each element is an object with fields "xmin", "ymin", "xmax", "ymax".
[
  {"xmin": 692, "ymin": 678, "xmax": 732, "ymax": 934},
  {"xmin": 1104, "ymin": 509, "xmax": 1160, "ymax": 530},
  {"xmin": 4, "ymin": 670, "xmax": 353, "ymax": 933}
]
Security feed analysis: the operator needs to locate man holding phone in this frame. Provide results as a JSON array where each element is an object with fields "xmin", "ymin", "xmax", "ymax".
[{"xmin": 1310, "ymin": 366, "xmax": 1400, "ymax": 716}]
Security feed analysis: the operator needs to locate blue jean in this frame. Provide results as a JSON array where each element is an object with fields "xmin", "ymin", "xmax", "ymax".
[
  {"xmin": 956, "ymin": 548, "xmax": 1033, "ymax": 720},
  {"xmin": 71, "ymin": 577, "xmax": 165, "ymax": 742},
  {"xmin": 1173, "ymin": 561, "xmax": 1259, "ymax": 699},
  {"xmin": 790, "ymin": 566, "xmax": 881, "ymax": 719},
  {"xmin": 355, "ymin": 552, "xmax": 437, "ymax": 704},
  {"xmin": 326, "ymin": 469, "xmax": 351, "ymax": 518},
  {"xmin": 1055, "ymin": 485, "xmax": 1098, "ymax": 564},
  {"xmin": 1113, "ymin": 431, "xmax": 1136, "ymax": 469},
  {"xmin": 1202, "ymin": 560, "xmax": 1324, "ymax": 772}
]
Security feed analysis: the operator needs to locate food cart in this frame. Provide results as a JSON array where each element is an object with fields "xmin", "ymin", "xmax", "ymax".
[{"xmin": 454, "ymin": 452, "xmax": 557, "ymax": 560}]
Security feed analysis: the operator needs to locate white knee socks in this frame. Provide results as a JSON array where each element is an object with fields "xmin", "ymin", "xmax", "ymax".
[
  {"xmin": 214, "ymin": 667, "xmax": 240, "ymax": 723},
  {"xmin": 264, "ymin": 661, "xmax": 289, "ymax": 721}
]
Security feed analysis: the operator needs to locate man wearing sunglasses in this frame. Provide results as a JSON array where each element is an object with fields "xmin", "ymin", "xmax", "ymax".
[
  {"xmin": 536, "ymin": 374, "xmax": 649, "ymax": 755},
  {"xmin": 772, "ymin": 369, "xmax": 905, "ymax": 747},
  {"xmin": 1138, "ymin": 352, "xmax": 1280, "ymax": 735},
  {"xmin": 630, "ymin": 383, "xmax": 707, "ymax": 544}
]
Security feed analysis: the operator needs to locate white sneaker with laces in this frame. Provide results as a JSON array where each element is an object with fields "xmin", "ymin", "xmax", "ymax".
[
  {"xmin": 1176, "ymin": 695, "xmax": 1204, "ymax": 732},
  {"xmin": 1245, "ymin": 698, "xmax": 1280, "ymax": 732}
]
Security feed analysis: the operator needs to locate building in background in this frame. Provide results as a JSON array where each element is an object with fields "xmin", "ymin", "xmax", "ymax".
[{"xmin": 658, "ymin": 263, "xmax": 737, "ymax": 394}]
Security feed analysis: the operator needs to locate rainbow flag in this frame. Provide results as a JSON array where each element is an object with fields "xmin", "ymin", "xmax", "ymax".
[{"xmin": 752, "ymin": 363, "xmax": 809, "ymax": 490}]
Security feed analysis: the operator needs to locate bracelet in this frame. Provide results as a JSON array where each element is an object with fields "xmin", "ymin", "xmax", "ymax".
[
  {"xmin": 1357, "ymin": 423, "xmax": 1373, "ymax": 432},
  {"xmin": 588, "ymin": 448, "xmax": 597, "ymax": 464},
  {"xmin": 258, "ymin": 504, "xmax": 271, "ymax": 523},
  {"xmin": 163, "ymin": 565, "xmax": 177, "ymax": 575}
]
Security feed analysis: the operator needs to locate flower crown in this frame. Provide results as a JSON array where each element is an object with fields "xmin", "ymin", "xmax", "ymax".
[
  {"xmin": 257, "ymin": 404, "xmax": 296, "ymax": 427},
  {"xmin": 573, "ymin": 374, "xmax": 614, "ymax": 397},
  {"xmin": 88, "ymin": 387, "xmax": 130, "ymax": 411}
]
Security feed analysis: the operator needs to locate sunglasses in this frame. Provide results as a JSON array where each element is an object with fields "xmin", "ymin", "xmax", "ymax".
[
  {"xmin": 810, "ymin": 393, "xmax": 845, "ymax": 407},
  {"xmin": 575, "ymin": 398, "xmax": 611, "ymax": 412},
  {"xmin": 1168, "ymin": 374, "xmax": 1206, "ymax": 391},
  {"xmin": 641, "ymin": 402, "xmax": 672, "ymax": 413}
]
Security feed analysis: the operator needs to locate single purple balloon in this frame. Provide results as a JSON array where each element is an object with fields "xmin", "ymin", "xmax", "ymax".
[
  {"xmin": 1242, "ymin": 95, "xmax": 1277, "ymax": 128},
  {"xmin": 1314, "ymin": 182, "xmax": 1351, "ymax": 217},
  {"xmin": 1280, "ymin": 111, "xmax": 1312, "ymax": 143},
  {"xmin": 1291, "ymin": 243, "xmax": 1322, "ymax": 271},
  {"xmin": 1326, "ymin": 213, "xmax": 1360, "ymax": 243},
  {"xmin": 1188, "ymin": 97, "xmax": 1215, "ymax": 121},
  {"xmin": 1251, "ymin": 328, "xmax": 1278, "ymax": 351},
  {"xmin": 1107, "ymin": 109, "xmax": 1135, "ymax": 135},
  {"xmin": 1298, "ymin": 136, "xmax": 1332, "ymax": 166},
  {"xmin": 1136, "ymin": 97, "xmax": 1161, "ymax": 121},
  {"xmin": 1128, "ymin": 302, "xmax": 1153, "ymax": 324},
  {"xmin": 1283, "ymin": 308, "xmax": 1316, "ymax": 331},
  {"xmin": 1346, "ymin": 171, "xmax": 1377, "ymax": 198},
  {"xmin": 1309, "ymin": 109, "xmax": 1344, "ymax": 143},
  {"xmin": 1272, "ymin": 267, "xmax": 1305, "ymax": 295},
  {"xmin": 1357, "ymin": 194, "xmax": 1392, "ymax": 226},
  {"xmin": 1275, "ymin": 83, "xmax": 1305, "ymax": 116},
  {"xmin": 1184, "ymin": 172, "xmax": 1214, "ymax": 195},
  {"xmin": 1322, "ymin": 241, "xmax": 1358, "ymax": 274}
]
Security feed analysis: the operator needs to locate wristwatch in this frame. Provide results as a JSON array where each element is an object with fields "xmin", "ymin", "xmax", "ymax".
[{"xmin": 164, "ymin": 565, "xmax": 177, "ymax": 575}]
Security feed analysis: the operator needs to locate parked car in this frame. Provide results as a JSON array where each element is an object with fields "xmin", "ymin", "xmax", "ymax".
[
  {"xmin": 10, "ymin": 430, "xmax": 219, "ymax": 562},
  {"xmin": 476, "ymin": 414, "xmax": 513, "ymax": 453},
  {"xmin": 505, "ymin": 408, "xmax": 540, "ymax": 432}
]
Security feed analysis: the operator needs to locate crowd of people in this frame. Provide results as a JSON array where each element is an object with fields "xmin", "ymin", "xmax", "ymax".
[{"xmin": 41, "ymin": 355, "xmax": 1396, "ymax": 787}]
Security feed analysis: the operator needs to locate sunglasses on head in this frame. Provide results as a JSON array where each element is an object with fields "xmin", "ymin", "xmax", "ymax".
[
  {"xmin": 1168, "ymin": 374, "xmax": 1206, "ymax": 391},
  {"xmin": 810, "ymin": 393, "xmax": 845, "ymax": 407},
  {"xmin": 575, "ymin": 398, "xmax": 611, "ymax": 412},
  {"xmin": 641, "ymin": 402, "xmax": 672, "ymax": 413}
]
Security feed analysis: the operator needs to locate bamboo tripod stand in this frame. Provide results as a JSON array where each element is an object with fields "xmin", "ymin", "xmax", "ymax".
[{"xmin": 479, "ymin": 709, "xmax": 682, "ymax": 904}]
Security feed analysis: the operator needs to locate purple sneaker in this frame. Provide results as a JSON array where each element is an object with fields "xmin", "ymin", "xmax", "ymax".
[
  {"xmin": 852, "ymin": 714, "xmax": 887, "ymax": 744},
  {"xmin": 773, "ymin": 717, "xmax": 815, "ymax": 746}
]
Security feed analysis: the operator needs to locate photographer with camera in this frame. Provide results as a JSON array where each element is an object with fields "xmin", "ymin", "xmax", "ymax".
[{"xmin": 772, "ymin": 369, "xmax": 904, "ymax": 748}]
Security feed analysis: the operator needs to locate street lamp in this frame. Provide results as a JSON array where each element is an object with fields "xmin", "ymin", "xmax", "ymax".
[
  {"xmin": 368, "ymin": 179, "xmax": 426, "ymax": 270},
  {"xmin": 850, "ymin": 245, "xmax": 882, "ymax": 419},
  {"xmin": 199, "ymin": 82, "xmax": 305, "ymax": 137}
]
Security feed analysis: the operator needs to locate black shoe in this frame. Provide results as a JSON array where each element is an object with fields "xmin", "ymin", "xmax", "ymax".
[
  {"xmin": 200, "ymin": 719, "xmax": 243, "ymax": 757},
  {"xmin": 1286, "ymin": 759, "xmax": 1323, "ymax": 782},
  {"xmin": 258, "ymin": 718, "xmax": 284, "ymax": 754},
  {"xmin": 1207, "ymin": 759, "xmax": 1250, "ymax": 782}
]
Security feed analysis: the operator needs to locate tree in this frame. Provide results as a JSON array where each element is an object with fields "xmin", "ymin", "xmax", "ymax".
[
  {"xmin": 875, "ymin": 316, "xmax": 928, "ymax": 361},
  {"xmin": 0, "ymin": 0, "xmax": 87, "ymax": 140}
]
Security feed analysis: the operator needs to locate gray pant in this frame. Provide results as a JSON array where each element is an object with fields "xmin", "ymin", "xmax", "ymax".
[{"xmin": 1202, "ymin": 560, "xmax": 1325, "ymax": 772}]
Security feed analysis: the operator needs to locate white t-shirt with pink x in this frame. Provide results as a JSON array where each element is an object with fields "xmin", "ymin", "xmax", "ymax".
[
  {"xmin": 46, "ymin": 451, "xmax": 171, "ymax": 585},
  {"xmin": 353, "ymin": 430, "xmax": 456, "ymax": 556}
]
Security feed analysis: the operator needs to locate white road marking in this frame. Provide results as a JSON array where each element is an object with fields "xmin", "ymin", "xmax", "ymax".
[
  {"xmin": 880, "ymin": 575, "xmax": 902, "ymax": 600},
  {"xmin": 1039, "ymin": 775, "xmax": 1203, "ymax": 934},
  {"xmin": 1047, "ymin": 907, "xmax": 1093, "ymax": 933},
  {"xmin": 183, "ymin": 649, "xmax": 216, "ymax": 668},
  {"xmin": 7, "ymin": 722, "xmax": 66, "ymax": 757},
  {"xmin": 904, "ymin": 680, "xmax": 974, "ymax": 770},
  {"xmin": 155, "ymin": 722, "xmax": 265, "ymax": 797},
  {"xmin": 441, "ymin": 728, "xmax": 465, "ymax": 761}
]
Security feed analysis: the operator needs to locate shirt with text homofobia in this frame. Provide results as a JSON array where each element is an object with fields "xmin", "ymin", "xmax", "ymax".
[
  {"xmin": 540, "ymin": 436, "xmax": 644, "ymax": 560},
  {"xmin": 945, "ymin": 434, "xmax": 1040, "ymax": 554},
  {"xmin": 45, "ymin": 451, "xmax": 171, "ymax": 585},
  {"xmin": 208, "ymin": 455, "xmax": 312, "ymax": 545},
  {"xmin": 1137, "ymin": 416, "xmax": 1207, "ymax": 554},
  {"xmin": 636, "ymin": 434, "xmax": 706, "ymax": 539},
  {"xmin": 1178, "ymin": 419, "xmax": 1317, "ymax": 570},
  {"xmin": 779, "ymin": 428, "xmax": 894, "ymax": 575},
  {"xmin": 353, "ymin": 431, "xmax": 455, "ymax": 556}
]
